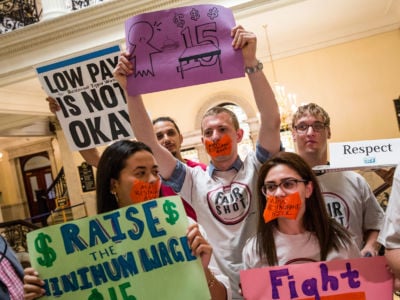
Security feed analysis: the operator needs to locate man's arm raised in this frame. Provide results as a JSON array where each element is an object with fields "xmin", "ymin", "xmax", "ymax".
[
  {"xmin": 232, "ymin": 26, "xmax": 281, "ymax": 154},
  {"xmin": 113, "ymin": 52, "xmax": 177, "ymax": 179}
]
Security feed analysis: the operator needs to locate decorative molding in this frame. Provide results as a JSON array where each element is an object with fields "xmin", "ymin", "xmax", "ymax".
[
  {"xmin": 231, "ymin": 0, "xmax": 305, "ymax": 18},
  {"xmin": 0, "ymin": 0, "xmax": 190, "ymax": 55},
  {"xmin": 6, "ymin": 138, "xmax": 54, "ymax": 158}
]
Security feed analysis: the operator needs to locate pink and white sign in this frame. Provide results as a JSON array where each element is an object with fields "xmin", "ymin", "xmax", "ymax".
[
  {"xmin": 125, "ymin": 4, "xmax": 244, "ymax": 95},
  {"xmin": 240, "ymin": 256, "xmax": 393, "ymax": 300}
]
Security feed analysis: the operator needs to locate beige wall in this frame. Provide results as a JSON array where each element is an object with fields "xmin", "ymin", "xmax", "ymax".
[{"xmin": 274, "ymin": 30, "xmax": 400, "ymax": 143}]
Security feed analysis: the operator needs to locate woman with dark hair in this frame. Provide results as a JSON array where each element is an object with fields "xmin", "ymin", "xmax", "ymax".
[
  {"xmin": 95, "ymin": 140, "xmax": 159, "ymax": 213},
  {"xmin": 24, "ymin": 140, "xmax": 230, "ymax": 300},
  {"xmin": 242, "ymin": 151, "xmax": 360, "ymax": 268}
]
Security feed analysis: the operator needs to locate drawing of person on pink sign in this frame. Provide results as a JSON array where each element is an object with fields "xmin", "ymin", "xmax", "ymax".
[
  {"xmin": 127, "ymin": 21, "xmax": 162, "ymax": 78},
  {"xmin": 124, "ymin": 4, "xmax": 244, "ymax": 96}
]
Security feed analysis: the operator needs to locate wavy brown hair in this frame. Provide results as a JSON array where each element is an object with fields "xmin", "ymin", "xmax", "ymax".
[{"xmin": 255, "ymin": 151, "xmax": 352, "ymax": 266}]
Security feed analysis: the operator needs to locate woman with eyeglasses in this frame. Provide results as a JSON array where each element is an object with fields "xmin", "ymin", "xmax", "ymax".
[{"xmin": 242, "ymin": 151, "xmax": 360, "ymax": 269}]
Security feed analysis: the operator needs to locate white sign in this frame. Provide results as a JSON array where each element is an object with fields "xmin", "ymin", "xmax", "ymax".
[
  {"xmin": 36, "ymin": 45, "xmax": 134, "ymax": 151},
  {"xmin": 329, "ymin": 138, "xmax": 400, "ymax": 169}
]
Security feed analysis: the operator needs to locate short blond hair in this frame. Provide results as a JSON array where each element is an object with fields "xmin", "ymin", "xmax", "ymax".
[
  {"xmin": 292, "ymin": 103, "xmax": 330, "ymax": 128},
  {"xmin": 201, "ymin": 106, "xmax": 240, "ymax": 133}
]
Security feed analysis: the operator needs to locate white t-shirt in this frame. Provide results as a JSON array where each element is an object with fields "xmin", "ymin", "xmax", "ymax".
[
  {"xmin": 242, "ymin": 228, "xmax": 361, "ymax": 269},
  {"xmin": 318, "ymin": 171, "xmax": 384, "ymax": 249},
  {"xmin": 377, "ymin": 165, "xmax": 400, "ymax": 249}
]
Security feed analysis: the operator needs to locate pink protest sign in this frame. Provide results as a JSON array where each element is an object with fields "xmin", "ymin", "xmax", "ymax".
[
  {"xmin": 240, "ymin": 256, "xmax": 393, "ymax": 300},
  {"xmin": 125, "ymin": 4, "xmax": 244, "ymax": 95}
]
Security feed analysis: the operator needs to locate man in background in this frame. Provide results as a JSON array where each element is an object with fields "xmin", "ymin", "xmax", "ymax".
[
  {"xmin": 291, "ymin": 102, "xmax": 384, "ymax": 256},
  {"xmin": 152, "ymin": 115, "xmax": 206, "ymax": 220}
]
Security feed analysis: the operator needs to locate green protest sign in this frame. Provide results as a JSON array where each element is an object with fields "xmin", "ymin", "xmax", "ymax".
[{"xmin": 27, "ymin": 196, "xmax": 210, "ymax": 300}]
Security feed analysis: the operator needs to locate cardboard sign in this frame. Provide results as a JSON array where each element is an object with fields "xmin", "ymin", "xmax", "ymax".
[
  {"xmin": 125, "ymin": 4, "xmax": 244, "ymax": 95},
  {"xmin": 27, "ymin": 196, "xmax": 210, "ymax": 300},
  {"xmin": 329, "ymin": 138, "xmax": 400, "ymax": 169},
  {"xmin": 36, "ymin": 45, "xmax": 135, "ymax": 151},
  {"xmin": 240, "ymin": 256, "xmax": 392, "ymax": 300}
]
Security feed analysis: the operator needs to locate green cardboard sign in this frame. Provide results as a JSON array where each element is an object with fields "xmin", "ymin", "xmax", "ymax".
[{"xmin": 27, "ymin": 196, "xmax": 210, "ymax": 300}]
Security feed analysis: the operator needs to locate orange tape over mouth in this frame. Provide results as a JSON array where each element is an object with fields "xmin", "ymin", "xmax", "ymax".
[
  {"xmin": 204, "ymin": 134, "xmax": 232, "ymax": 157},
  {"xmin": 263, "ymin": 192, "xmax": 302, "ymax": 223},
  {"xmin": 130, "ymin": 178, "xmax": 161, "ymax": 204}
]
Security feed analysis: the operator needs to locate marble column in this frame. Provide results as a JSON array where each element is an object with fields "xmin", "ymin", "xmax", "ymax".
[{"xmin": 41, "ymin": 0, "xmax": 69, "ymax": 20}]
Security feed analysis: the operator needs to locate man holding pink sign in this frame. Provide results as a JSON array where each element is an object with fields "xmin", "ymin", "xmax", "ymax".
[{"xmin": 113, "ymin": 5, "xmax": 281, "ymax": 298}]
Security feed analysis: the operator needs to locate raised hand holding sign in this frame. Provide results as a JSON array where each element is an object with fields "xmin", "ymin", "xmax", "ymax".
[{"xmin": 125, "ymin": 4, "xmax": 244, "ymax": 95}]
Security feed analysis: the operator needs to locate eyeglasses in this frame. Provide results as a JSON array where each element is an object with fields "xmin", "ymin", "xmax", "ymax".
[
  {"xmin": 294, "ymin": 121, "xmax": 326, "ymax": 134},
  {"xmin": 261, "ymin": 178, "xmax": 308, "ymax": 195}
]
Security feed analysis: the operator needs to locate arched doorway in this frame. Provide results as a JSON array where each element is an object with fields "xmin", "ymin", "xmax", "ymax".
[{"xmin": 20, "ymin": 152, "xmax": 54, "ymax": 225}]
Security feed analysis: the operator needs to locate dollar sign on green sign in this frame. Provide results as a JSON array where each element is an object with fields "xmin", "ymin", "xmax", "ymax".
[
  {"xmin": 88, "ymin": 288, "xmax": 104, "ymax": 300},
  {"xmin": 163, "ymin": 199, "xmax": 179, "ymax": 225},
  {"xmin": 34, "ymin": 232, "xmax": 57, "ymax": 267}
]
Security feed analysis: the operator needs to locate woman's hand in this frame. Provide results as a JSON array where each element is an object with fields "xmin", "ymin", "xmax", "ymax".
[
  {"xmin": 46, "ymin": 96, "xmax": 60, "ymax": 114},
  {"xmin": 186, "ymin": 223, "xmax": 212, "ymax": 269},
  {"xmin": 24, "ymin": 267, "xmax": 45, "ymax": 300},
  {"xmin": 113, "ymin": 51, "xmax": 133, "ymax": 91},
  {"xmin": 186, "ymin": 223, "xmax": 228, "ymax": 299}
]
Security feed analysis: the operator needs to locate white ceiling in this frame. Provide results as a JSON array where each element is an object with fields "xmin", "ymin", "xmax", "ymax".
[{"xmin": 0, "ymin": 0, "xmax": 399, "ymax": 151}]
